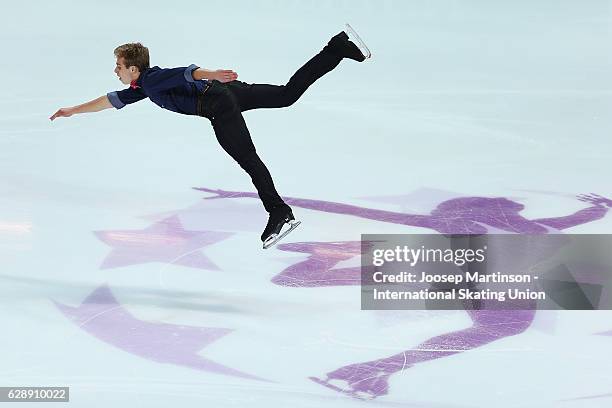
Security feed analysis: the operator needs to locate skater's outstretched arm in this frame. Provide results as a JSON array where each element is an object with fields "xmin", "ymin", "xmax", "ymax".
[
  {"xmin": 195, "ymin": 187, "xmax": 434, "ymax": 228},
  {"xmin": 49, "ymin": 95, "xmax": 113, "ymax": 121},
  {"xmin": 534, "ymin": 194, "xmax": 611, "ymax": 230}
]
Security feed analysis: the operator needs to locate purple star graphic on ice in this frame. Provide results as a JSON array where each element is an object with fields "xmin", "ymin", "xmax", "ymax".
[
  {"xmin": 54, "ymin": 285, "xmax": 267, "ymax": 381},
  {"xmin": 94, "ymin": 215, "xmax": 232, "ymax": 270}
]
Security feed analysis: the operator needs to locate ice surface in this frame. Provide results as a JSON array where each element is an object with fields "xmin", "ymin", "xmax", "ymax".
[{"xmin": 1, "ymin": 1, "xmax": 612, "ymax": 407}]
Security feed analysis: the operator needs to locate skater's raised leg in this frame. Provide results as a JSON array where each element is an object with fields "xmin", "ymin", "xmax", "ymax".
[
  {"xmin": 197, "ymin": 25, "xmax": 370, "ymax": 248},
  {"xmin": 229, "ymin": 25, "xmax": 370, "ymax": 112}
]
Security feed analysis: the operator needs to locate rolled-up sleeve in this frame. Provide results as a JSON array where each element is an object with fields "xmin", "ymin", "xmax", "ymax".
[
  {"xmin": 184, "ymin": 64, "xmax": 199, "ymax": 82},
  {"xmin": 106, "ymin": 88, "xmax": 147, "ymax": 109}
]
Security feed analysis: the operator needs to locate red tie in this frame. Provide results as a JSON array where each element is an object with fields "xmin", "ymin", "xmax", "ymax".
[{"xmin": 130, "ymin": 80, "xmax": 140, "ymax": 89}]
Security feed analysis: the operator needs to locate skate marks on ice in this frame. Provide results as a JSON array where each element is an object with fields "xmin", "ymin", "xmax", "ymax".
[
  {"xmin": 94, "ymin": 215, "xmax": 233, "ymax": 270},
  {"xmin": 562, "ymin": 392, "xmax": 612, "ymax": 403},
  {"xmin": 54, "ymin": 285, "xmax": 268, "ymax": 382},
  {"xmin": 81, "ymin": 187, "xmax": 611, "ymax": 398},
  {"xmin": 195, "ymin": 187, "xmax": 612, "ymax": 399},
  {"xmin": 279, "ymin": 238, "xmax": 538, "ymax": 399},
  {"xmin": 310, "ymin": 309, "xmax": 535, "ymax": 400}
]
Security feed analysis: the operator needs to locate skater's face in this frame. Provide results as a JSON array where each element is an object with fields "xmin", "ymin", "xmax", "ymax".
[{"xmin": 114, "ymin": 57, "xmax": 139, "ymax": 85}]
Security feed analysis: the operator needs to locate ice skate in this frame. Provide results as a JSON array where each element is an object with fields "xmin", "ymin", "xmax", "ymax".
[
  {"xmin": 327, "ymin": 24, "xmax": 372, "ymax": 62},
  {"xmin": 344, "ymin": 23, "xmax": 372, "ymax": 60},
  {"xmin": 261, "ymin": 208, "xmax": 301, "ymax": 249}
]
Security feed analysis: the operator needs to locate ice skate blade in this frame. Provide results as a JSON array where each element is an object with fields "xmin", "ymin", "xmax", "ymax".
[
  {"xmin": 262, "ymin": 220, "xmax": 301, "ymax": 249},
  {"xmin": 345, "ymin": 23, "xmax": 371, "ymax": 59}
]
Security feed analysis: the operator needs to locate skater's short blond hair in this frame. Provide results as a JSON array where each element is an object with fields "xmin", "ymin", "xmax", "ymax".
[{"xmin": 114, "ymin": 43, "xmax": 150, "ymax": 72}]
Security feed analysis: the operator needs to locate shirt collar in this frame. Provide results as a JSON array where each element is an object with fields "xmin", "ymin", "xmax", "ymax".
[{"xmin": 130, "ymin": 67, "xmax": 149, "ymax": 89}]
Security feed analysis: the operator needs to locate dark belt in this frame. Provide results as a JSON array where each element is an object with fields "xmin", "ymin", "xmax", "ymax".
[{"xmin": 201, "ymin": 80, "xmax": 213, "ymax": 95}]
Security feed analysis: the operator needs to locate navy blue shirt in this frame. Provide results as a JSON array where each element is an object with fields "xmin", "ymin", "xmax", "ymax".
[{"xmin": 107, "ymin": 64, "xmax": 207, "ymax": 115}]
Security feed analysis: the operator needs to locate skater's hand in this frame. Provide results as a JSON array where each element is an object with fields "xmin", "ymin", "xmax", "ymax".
[
  {"xmin": 49, "ymin": 107, "xmax": 76, "ymax": 121},
  {"xmin": 212, "ymin": 69, "xmax": 238, "ymax": 83},
  {"xmin": 577, "ymin": 193, "xmax": 612, "ymax": 208}
]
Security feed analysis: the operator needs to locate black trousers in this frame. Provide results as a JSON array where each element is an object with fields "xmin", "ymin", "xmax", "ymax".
[{"xmin": 197, "ymin": 44, "xmax": 342, "ymax": 213}]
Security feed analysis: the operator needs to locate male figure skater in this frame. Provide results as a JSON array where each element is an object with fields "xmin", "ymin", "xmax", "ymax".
[{"xmin": 50, "ymin": 24, "xmax": 371, "ymax": 248}]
